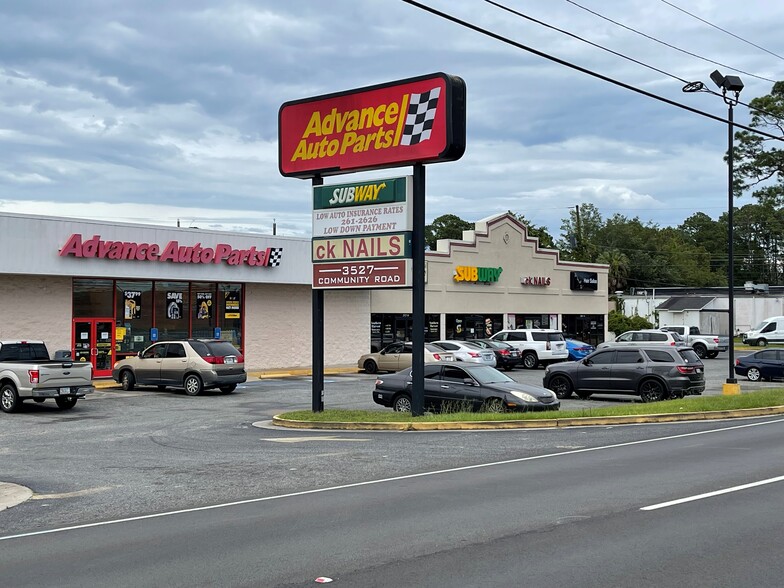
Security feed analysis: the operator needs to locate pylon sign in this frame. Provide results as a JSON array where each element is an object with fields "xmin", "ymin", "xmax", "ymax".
[
  {"xmin": 279, "ymin": 73, "xmax": 466, "ymax": 178},
  {"xmin": 312, "ymin": 176, "xmax": 412, "ymax": 289}
]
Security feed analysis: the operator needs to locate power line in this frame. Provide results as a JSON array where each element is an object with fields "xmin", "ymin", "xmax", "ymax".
[
  {"xmin": 399, "ymin": 0, "xmax": 784, "ymax": 142},
  {"xmin": 484, "ymin": 0, "xmax": 690, "ymax": 84},
  {"xmin": 658, "ymin": 0, "xmax": 784, "ymax": 62},
  {"xmin": 563, "ymin": 0, "xmax": 777, "ymax": 84}
]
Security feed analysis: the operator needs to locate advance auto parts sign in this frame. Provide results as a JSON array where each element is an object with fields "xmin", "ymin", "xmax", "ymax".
[{"xmin": 279, "ymin": 73, "xmax": 466, "ymax": 178}]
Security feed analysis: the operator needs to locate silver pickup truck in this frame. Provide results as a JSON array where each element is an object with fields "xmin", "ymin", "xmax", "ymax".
[
  {"xmin": 0, "ymin": 341, "xmax": 94, "ymax": 413},
  {"xmin": 659, "ymin": 326, "xmax": 729, "ymax": 359}
]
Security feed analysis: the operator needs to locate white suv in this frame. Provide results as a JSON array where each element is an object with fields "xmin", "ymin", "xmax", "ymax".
[
  {"xmin": 489, "ymin": 329, "xmax": 569, "ymax": 369},
  {"xmin": 597, "ymin": 329, "xmax": 683, "ymax": 350}
]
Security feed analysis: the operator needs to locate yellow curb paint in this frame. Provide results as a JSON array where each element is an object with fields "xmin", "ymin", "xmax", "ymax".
[
  {"xmin": 723, "ymin": 382, "xmax": 742, "ymax": 395},
  {"xmin": 271, "ymin": 405, "xmax": 784, "ymax": 431}
]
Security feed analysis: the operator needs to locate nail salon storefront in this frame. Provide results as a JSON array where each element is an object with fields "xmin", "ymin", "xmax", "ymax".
[
  {"xmin": 370, "ymin": 213, "xmax": 609, "ymax": 350},
  {"xmin": 0, "ymin": 212, "xmax": 369, "ymax": 375}
]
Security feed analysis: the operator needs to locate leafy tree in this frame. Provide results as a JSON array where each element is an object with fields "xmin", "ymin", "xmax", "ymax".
[
  {"xmin": 557, "ymin": 203, "xmax": 603, "ymax": 261},
  {"xmin": 733, "ymin": 81, "xmax": 784, "ymax": 206},
  {"xmin": 607, "ymin": 310, "xmax": 653, "ymax": 335},
  {"xmin": 507, "ymin": 211, "xmax": 555, "ymax": 248},
  {"xmin": 424, "ymin": 214, "xmax": 472, "ymax": 250},
  {"xmin": 597, "ymin": 249, "xmax": 629, "ymax": 293}
]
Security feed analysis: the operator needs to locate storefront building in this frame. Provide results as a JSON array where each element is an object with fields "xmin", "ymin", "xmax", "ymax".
[
  {"xmin": 370, "ymin": 213, "xmax": 609, "ymax": 350},
  {"xmin": 0, "ymin": 212, "xmax": 369, "ymax": 374}
]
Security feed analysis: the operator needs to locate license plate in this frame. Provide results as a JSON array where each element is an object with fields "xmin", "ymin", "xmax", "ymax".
[
  {"xmin": 510, "ymin": 351, "xmax": 519, "ymax": 357},
  {"xmin": 59, "ymin": 387, "xmax": 70, "ymax": 394},
  {"xmin": 225, "ymin": 357, "xmax": 237, "ymax": 364},
  {"xmin": 483, "ymin": 354, "xmax": 493, "ymax": 360}
]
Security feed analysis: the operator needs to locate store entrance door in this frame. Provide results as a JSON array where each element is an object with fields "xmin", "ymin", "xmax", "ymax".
[
  {"xmin": 395, "ymin": 316, "xmax": 412, "ymax": 342},
  {"xmin": 73, "ymin": 318, "xmax": 115, "ymax": 378}
]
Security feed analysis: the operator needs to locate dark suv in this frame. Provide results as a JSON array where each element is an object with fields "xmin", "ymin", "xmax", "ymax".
[{"xmin": 542, "ymin": 346, "xmax": 704, "ymax": 402}]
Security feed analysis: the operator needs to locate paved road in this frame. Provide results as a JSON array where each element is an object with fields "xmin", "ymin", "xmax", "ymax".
[{"xmin": 0, "ymin": 357, "xmax": 781, "ymax": 586}]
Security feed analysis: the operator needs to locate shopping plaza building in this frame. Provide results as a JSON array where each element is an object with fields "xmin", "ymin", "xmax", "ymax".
[{"xmin": 0, "ymin": 211, "xmax": 608, "ymax": 375}]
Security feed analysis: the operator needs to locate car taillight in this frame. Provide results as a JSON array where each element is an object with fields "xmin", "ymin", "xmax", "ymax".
[
  {"xmin": 236, "ymin": 354, "xmax": 244, "ymax": 363},
  {"xmin": 670, "ymin": 341, "xmax": 675, "ymax": 345},
  {"xmin": 499, "ymin": 349, "xmax": 510, "ymax": 355},
  {"xmin": 375, "ymin": 379, "xmax": 383, "ymax": 386},
  {"xmin": 713, "ymin": 338, "xmax": 719, "ymax": 344},
  {"xmin": 677, "ymin": 366, "xmax": 695, "ymax": 374},
  {"xmin": 433, "ymin": 353, "xmax": 442, "ymax": 360},
  {"xmin": 735, "ymin": 359, "xmax": 740, "ymax": 366},
  {"xmin": 203, "ymin": 356, "xmax": 225, "ymax": 364},
  {"xmin": 28, "ymin": 369, "xmax": 39, "ymax": 384},
  {"xmin": 468, "ymin": 352, "xmax": 480, "ymax": 358}
]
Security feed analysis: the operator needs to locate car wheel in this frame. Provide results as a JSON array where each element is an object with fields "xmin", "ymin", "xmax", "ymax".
[
  {"xmin": 576, "ymin": 390, "xmax": 593, "ymax": 400},
  {"xmin": 747, "ymin": 367, "xmax": 761, "ymax": 382},
  {"xmin": 220, "ymin": 384, "xmax": 237, "ymax": 394},
  {"xmin": 549, "ymin": 375, "xmax": 573, "ymax": 399},
  {"xmin": 121, "ymin": 371, "xmax": 135, "ymax": 391},
  {"xmin": 758, "ymin": 339, "xmax": 768, "ymax": 347},
  {"xmin": 639, "ymin": 379, "xmax": 667, "ymax": 402},
  {"xmin": 522, "ymin": 352, "xmax": 538, "ymax": 369},
  {"xmin": 482, "ymin": 398, "xmax": 506, "ymax": 413},
  {"xmin": 55, "ymin": 397, "xmax": 78, "ymax": 410},
  {"xmin": 1, "ymin": 383, "xmax": 21, "ymax": 413},
  {"xmin": 707, "ymin": 351, "xmax": 719, "ymax": 359},
  {"xmin": 393, "ymin": 393, "xmax": 412, "ymax": 413},
  {"xmin": 184, "ymin": 374, "xmax": 203, "ymax": 396},
  {"xmin": 692, "ymin": 344, "xmax": 707, "ymax": 359},
  {"xmin": 363, "ymin": 359, "xmax": 378, "ymax": 374}
]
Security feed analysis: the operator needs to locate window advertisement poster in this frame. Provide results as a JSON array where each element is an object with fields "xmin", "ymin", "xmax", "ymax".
[
  {"xmin": 124, "ymin": 291, "xmax": 142, "ymax": 319},
  {"xmin": 196, "ymin": 292, "xmax": 213, "ymax": 320},
  {"xmin": 224, "ymin": 291, "xmax": 241, "ymax": 319},
  {"xmin": 166, "ymin": 292, "xmax": 183, "ymax": 320}
]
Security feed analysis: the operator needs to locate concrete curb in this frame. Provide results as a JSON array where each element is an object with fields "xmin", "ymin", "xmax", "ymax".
[
  {"xmin": 271, "ymin": 405, "xmax": 784, "ymax": 431},
  {"xmin": 0, "ymin": 482, "xmax": 33, "ymax": 512},
  {"xmin": 92, "ymin": 367, "xmax": 361, "ymax": 389}
]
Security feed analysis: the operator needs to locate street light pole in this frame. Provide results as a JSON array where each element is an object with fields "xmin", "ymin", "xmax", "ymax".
[{"xmin": 709, "ymin": 70, "xmax": 743, "ymax": 394}]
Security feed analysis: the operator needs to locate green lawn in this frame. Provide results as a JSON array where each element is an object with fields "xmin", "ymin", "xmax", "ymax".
[{"xmin": 278, "ymin": 388, "xmax": 784, "ymax": 423}]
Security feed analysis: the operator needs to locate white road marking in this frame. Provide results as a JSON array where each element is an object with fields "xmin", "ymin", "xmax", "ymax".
[
  {"xmin": 2, "ymin": 417, "xmax": 783, "ymax": 542},
  {"xmin": 641, "ymin": 475, "xmax": 784, "ymax": 511},
  {"xmin": 264, "ymin": 436, "xmax": 370, "ymax": 443}
]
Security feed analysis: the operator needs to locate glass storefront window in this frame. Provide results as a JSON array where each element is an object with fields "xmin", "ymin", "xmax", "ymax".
[
  {"xmin": 115, "ymin": 280, "xmax": 153, "ymax": 357},
  {"xmin": 191, "ymin": 282, "xmax": 217, "ymax": 339},
  {"xmin": 445, "ymin": 314, "xmax": 502, "ymax": 340},
  {"xmin": 155, "ymin": 281, "xmax": 189, "ymax": 341},
  {"xmin": 73, "ymin": 279, "xmax": 113, "ymax": 317},
  {"xmin": 219, "ymin": 283, "xmax": 243, "ymax": 348}
]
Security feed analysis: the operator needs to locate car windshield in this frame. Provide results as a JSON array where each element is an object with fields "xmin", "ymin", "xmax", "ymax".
[{"xmin": 467, "ymin": 365, "xmax": 515, "ymax": 384}]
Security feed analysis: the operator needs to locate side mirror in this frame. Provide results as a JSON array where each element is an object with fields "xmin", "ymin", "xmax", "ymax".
[
  {"xmin": 582, "ymin": 358, "xmax": 591, "ymax": 366},
  {"xmin": 137, "ymin": 351, "xmax": 143, "ymax": 358},
  {"xmin": 463, "ymin": 378, "xmax": 476, "ymax": 386}
]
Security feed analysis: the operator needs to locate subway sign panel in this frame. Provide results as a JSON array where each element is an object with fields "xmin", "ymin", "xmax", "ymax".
[
  {"xmin": 279, "ymin": 73, "xmax": 466, "ymax": 178},
  {"xmin": 453, "ymin": 265, "xmax": 503, "ymax": 283}
]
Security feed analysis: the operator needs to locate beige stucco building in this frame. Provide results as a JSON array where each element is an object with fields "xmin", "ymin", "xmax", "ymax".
[{"xmin": 370, "ymin": 213, "xmax": 610, "ymax": 349}]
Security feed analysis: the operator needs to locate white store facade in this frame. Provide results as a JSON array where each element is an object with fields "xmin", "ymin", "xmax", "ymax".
[{"xmin": 0, "ymin": 212, "xmax": 369, "ymax": 376}]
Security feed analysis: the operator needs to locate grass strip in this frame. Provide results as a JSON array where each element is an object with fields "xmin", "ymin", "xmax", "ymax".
[{"xmin": 278, "ymin": 389, "xmax": 784, "ymax": 423}]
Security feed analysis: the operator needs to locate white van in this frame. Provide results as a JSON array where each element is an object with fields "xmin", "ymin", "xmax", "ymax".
[{"xmin": 743, "ymin": 316, "xmax": 784, "ymax": 346}]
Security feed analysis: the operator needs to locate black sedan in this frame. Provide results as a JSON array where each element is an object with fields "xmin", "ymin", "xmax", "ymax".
[
  {"xmin": 372, "ymin": 363, "xmax": 559, "ymax": 413},
  {"xmin": 735, "ymin": 349, "xmax": 784, "ymax": 381},
  {"xmin": 471, "ymin": 339, "xmax": 522, "ymax": 371}
]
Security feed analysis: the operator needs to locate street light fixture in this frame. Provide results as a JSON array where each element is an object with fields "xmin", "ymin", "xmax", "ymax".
[{"xmin": 710, "ymin": 70, "xmax": 743, "ymax": 394}]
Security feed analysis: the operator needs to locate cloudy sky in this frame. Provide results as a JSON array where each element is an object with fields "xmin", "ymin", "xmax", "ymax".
[{"xmin": 1, "ymin": 0, "xmax": 782, "ymax": 240}]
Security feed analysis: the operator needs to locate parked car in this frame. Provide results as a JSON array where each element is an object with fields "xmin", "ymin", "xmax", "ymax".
[
  {"xmin": 597, "ymin": 329, "xmax": 683, "ymax": 349},
  {"xmin": 470, "ymin": 339, "xmax": 521, "ymax": 371},
  {"xmin": 543, "ymin": 346, "xmax": 705, "ymax": 402},
  {"xmin": 489, "ymin": 329, "xmax": 569, "ymax": 369},
  {"xmin": 659, "ymin": 325, "xmax": 728, "ymax": 359},
  {"xmin": 0, "ymin": 340, "xmax": 94, "ymax": 413},
  {"xmin": 358, "ymin": 342, "xmax": 453, "ymax": 374},
  {"xmin": 743, "ymin": 315, "xmax": 784, "ymax": 346},
  {"xmin": 432, "ymin": 340, "xmax": 496, "ymax": 366},
  {"xmin": 112, "ymin": 339, "xmax": 246, "ymax": 395},
  {"xmin": 565, "ymin": 338, "xmax": 595, "ymax": 361},
  {"xmin": 372, "ymin": 363, "xmax": 560, "ymax": 413},
  {"xmin": 734, "ymin": 349, "xmax": 784, "ymax": 381}
]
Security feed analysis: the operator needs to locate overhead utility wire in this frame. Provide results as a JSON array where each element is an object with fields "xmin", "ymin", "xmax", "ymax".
[
  {"xmin": 484, "ymin": 0, "xmax": 690, "ymax": 84},
  {"xmin": 399, "ymin": 0, "xmax": 784, "ymax": 142},
  {"xmin": 563, "ymin": 0, "xmax": 777, "ymax": 83},
  {"xmin": 659, "ymin": 0, "xmax": 784, "ymax": 62},
  {"xmin": 485, "ymin": 0, "xmax": 784, "ymax": 122}
]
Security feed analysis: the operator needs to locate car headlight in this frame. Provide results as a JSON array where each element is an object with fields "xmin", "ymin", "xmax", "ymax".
[{"xmin": 508, "ymin": 391, "xmax": 537, "ymax": 403}]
